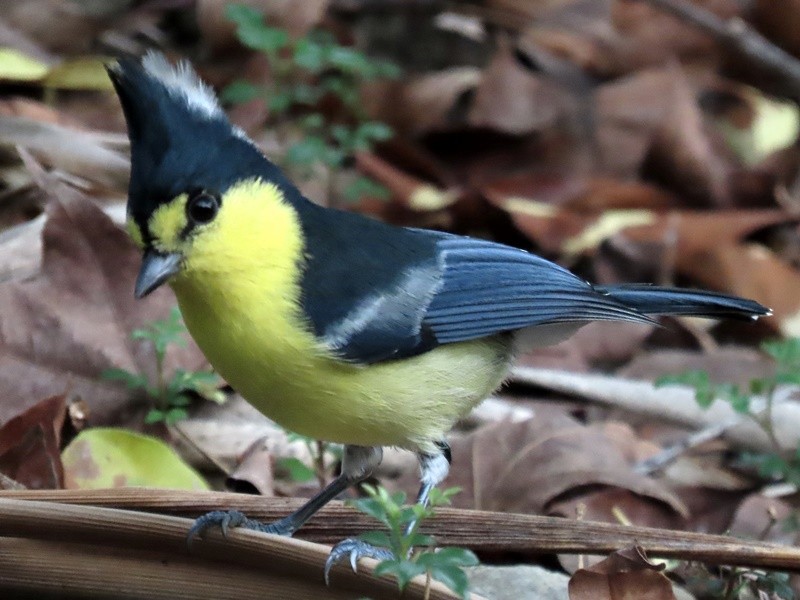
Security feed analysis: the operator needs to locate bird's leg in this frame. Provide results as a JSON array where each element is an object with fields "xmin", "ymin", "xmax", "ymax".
[
  {"xmin": 406, "ymin": 440, "xmax": 451, "ymax": 535},
  {"xmin": 188, "ymin": 445, "xmax": 382, "ymax": 543},
  {"xmin": 324, "ymin": 441, "xmax": 452, "ymax": 583}
]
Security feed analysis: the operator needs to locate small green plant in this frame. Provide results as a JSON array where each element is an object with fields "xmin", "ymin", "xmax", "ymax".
[
  {"xmin": 222, "ymin": 4, "xmax": 399, "ymax": 204},
  {"xmin": 276, "ymin": 432, "xmax": 342, "ymax": 489},
  {"xmin": 103, "ymin": 307, "xmax": 224, "ymax": 424},
  {"xmin": 351, "ymin": 484, "xmax": 478, "ymax": 599},
  {"xmin": 657, "ymin": 338, "xmax": 800, "ymax": 599}
]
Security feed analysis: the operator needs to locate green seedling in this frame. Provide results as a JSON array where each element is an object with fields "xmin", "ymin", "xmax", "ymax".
[
  {"xmin": 222, "ymin": 4, "xmax": 399, "ymax": 204},
  {"xmin": 351, "ymin": 484, "xmax": 478, "ymax": 599},
  {"xmin": 103, "ymin": 307, "xmax": 224, "ymax": 424}
]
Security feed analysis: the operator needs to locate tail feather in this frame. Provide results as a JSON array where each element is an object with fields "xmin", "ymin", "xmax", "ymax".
[{"xmin": 594, "ymin": 284, "xmax": 770, "ymax": 321}]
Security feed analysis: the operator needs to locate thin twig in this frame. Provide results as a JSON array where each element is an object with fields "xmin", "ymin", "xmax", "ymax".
[
  {"xmin": 638, "ymin": 0, "xmax": 800, "ymax": 98},
  {"xmin": 634, "ymin": 420, "xmax": 738, "ymax": 475}
]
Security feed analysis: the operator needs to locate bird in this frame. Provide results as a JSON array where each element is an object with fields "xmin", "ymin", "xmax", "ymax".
[{"xmin": 107, "ymin": 51, "xmax": 770, "ymax": 577}]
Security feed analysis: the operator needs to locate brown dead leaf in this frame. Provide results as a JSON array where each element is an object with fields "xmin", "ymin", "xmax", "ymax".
[
  {"xmin": 678, "ymin": 243, "xmax": 797, "ymax": 336},
  {"xmin": 727, "ymin": 494, "xmax": 797, "ymax": 546},
  {"xmin": 226, "ymin": 435, "xmax": 275, "ymax": 496},
  {"xmin": 595, "ymin": 66, "xmax": 686, "ymax": 178},
  {"xmin": 0, "ymin": 394, "xmax": 66, "ymax": 489},
  {"xmin": 619, "ymin": 348, "xmax": 775, "ymax": 388},
  {"xmin": 468, "ymin": 39, "xmax": 576, "ymax": 135},
  {"xmin": 355, "ymin": 152, "xmax": 460, "ymax": 212},
  {"xmin": 0, "ymin": 115, "xmax": 130, "ymax": 189},
  {"xmin": 753, "ymin": 0, "xmax": 800, "ymax": 59},
  {"xmin": 2, "ymin": 0, "xmax": 119, "ymax": 55},
  {"xmin": 411, "ymin": 413, "xmax": 686, "ymax": 518},
  {"xmin": 0, "ymin": 169, "xmax": 207, "ymax": 426},
  {"xmin": 362, "ymin": 68, "xmax": 481, "ymax": 137},
  {"xmin": 569, "ymin": 545, "xmax": 676, "ymax": 600}
]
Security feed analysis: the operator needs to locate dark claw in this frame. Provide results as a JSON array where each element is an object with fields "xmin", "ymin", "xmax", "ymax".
[
  {"xmin": 324, "ymin": 538, "xmax": 395, "ymax": 585},
  {"xmin": 187, "ymin": 510, "xmax": 295, "ymax": 549}
]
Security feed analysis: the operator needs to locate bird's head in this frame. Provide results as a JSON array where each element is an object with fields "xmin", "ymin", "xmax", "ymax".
[{"xmin": 108, "ymin": 51, "xmax": 297, "ymax": 298}]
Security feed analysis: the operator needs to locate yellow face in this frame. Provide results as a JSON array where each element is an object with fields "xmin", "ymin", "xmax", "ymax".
[{"xmin": 129, "ymin": 177, "xmax": 304, "ymax": 299}]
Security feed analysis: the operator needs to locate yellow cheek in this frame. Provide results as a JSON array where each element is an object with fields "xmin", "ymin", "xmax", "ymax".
[
  {"xmin": 126, "ymin": 217, "xmax": 145, "ymax": 249},
  {"xmin": 149, "ymin": 195, "xmax": 189, "ymax": 252}
]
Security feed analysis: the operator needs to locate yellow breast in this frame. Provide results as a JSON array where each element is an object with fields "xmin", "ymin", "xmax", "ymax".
[{"xmin": 170, "ymin": 179, "xmax": 512, "ymax": 451}]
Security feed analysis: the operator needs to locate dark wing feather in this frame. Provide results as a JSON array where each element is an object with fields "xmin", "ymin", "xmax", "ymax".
[
  {"xmin": 423, "ymin": 236, "xmax": 652, "ymax": 344},
  {"xmin": 303, "ymin": 217, "xmax": 653, "ymax": 363}
]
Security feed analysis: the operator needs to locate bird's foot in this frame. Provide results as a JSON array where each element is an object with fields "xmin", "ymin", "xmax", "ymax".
[
  {"xmin": 187, "ymin": 510, "xmax": 295, "ymax": 548},
  {"xmin": 324, "ymin": 538, "xmax": 395, "ymax": 584}
]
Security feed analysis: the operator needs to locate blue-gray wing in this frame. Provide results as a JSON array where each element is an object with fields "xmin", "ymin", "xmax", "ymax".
[
  {"xmin": 422, "ymin": 235, "xmax": 651, "ymax": 343},
  {"xmin": 318, "ymin": 230, "xmax": 650, "ymax": 364}
]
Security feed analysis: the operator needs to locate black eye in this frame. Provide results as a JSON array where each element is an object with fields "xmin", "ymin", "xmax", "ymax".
[{"xmin": 187, "ymin": 192, "xmax": 219, "ymax": 224}]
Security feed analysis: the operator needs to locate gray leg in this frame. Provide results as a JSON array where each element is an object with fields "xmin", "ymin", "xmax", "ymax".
[
  {"xmin": 407, "ymin": 441, "xmax": 451, "ymax": 534},
  {"xmin": 188, "ymin": 445, "xmax": 382, "ymax": 543},
  {"xmin": 324, "ymin": 441, "xmax": 452, "ymax": 583}
]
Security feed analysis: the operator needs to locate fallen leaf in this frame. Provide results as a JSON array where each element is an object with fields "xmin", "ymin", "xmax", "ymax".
[
  {"xmin": 355, "ymin": 152, "xmax": 460, "ymax": 211},
  {"xmin": 0, "ymin": 167, "xmax": 207, "ymax": 426},
  {"xmin": 727, "ymin": 494, "xmax": 797, "ymax": 546},
  {"xmin": 363, "ymin": 68, "xmax": 481, "ymax": 137},
  {"xmin": 0, "ymin": 394, "xmax": 66, "ymax": 489},
  {"xmin": 226, "ymin": 435, "xmax": 275, "ymax": 495},
  {"xmin": 569, "ymin": 545, "xmax": 676, "ymax": 600},
  {"xmin": 468, "ymin": 39, "xmax": 576, "ymax": 135},
  {"xmin": 62, "ymin": 428, "xmax": 209, "ymax": 490},
  {"xmin": 404, "ymin": 413, "xmax": 686, "ymax": 518}
]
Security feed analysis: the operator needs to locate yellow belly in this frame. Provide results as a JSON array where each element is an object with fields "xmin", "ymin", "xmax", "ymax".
[{"xmin": 171, "ymin": 276, "xmax": 511, "ymax": 452}]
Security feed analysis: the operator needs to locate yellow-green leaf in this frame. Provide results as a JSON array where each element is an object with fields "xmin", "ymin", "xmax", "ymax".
[
  {"xmin": 0, "ymin": 48, "xmax": 50, "ymax": 82},
  {"xmin": 62, "ymin": 428, "xmax": 209, "ymax": 490},
  {"xmin": 44, "ymin": 57, "xmax": 114, "ymax": 91}
]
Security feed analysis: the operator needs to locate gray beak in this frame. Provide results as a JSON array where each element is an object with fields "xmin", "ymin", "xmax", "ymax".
[{"xmin": 135, "ymin": 250, "xmax": 182, "ymax": 298}]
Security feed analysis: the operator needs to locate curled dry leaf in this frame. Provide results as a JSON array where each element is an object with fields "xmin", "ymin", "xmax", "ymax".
[
  {"xmin": 400, "ymin": 412, "xmax": 686, "ymax": 519},
  {"xmin": 362, "ymin": 67, "xmax": 481, "ymax": 137},
  {"xmin": 0, "ymin": 172, "xmax": 207, "ymax": 426},
  {"xmin": 568, "ymin": 545, "xmax": 676, "ymax": 600},
  {"xmin": 225, "ymin": 435, "xmax": 275, "ymax": 496},
  {"xmin": 355, "ymin": 152, "xmax": 460, "ymax": 212},
  {"xmin": 468, "ymin": 39, "xmax": 576, "ymax": 135},
  {"xmin": 0, "ymin": 394, "xmax": 66, "ymax": 489}
]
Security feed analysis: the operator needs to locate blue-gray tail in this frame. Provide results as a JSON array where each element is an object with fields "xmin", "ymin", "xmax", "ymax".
[{"xmin": 594, "ymin": 284, "xmax": 770, "ymax": 320}]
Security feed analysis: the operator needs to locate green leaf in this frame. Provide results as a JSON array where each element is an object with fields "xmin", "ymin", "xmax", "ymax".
[
  {"xmin": 221, "ymin": 80, "xmax": 262, "ymax": 104},
  {"xmin": 424, "ymin": 547, "xmax": 479, "ymax": 567},
  {"xmin": 374, "ymin": 560, "xmax": 426, "ymax": 592},
  {"xmin": 298, "ymin": 113, "xmax": 324, "ymax": 130},
  {"xmin": 267, "ymin": 89, "xmax": 293, "ymax": 115},
  {"xmin": 429, "ymin": 563, "xmax": 471, "ymax": 599},
  {"xmin": 101, "ymin": 368, "xmax": 148, "ymax": 390},
  {"xmin": 165, "ymin": 407, "xmax": 189, "ymax": 424},
  {"xmin": 327, "ymin": 46, "xmax": 371, "ymax": 74},
  {"xmin": 237, "ymin": 24, "xmax": 289, "ymax": 54},
  {"xmin": 357, "ymin": 121, "xmax": 393, "ymax": 143},
  {"xmin": 293, "ymin": 38, "xmax": 327, "ymax": 73},
  {"xmin": 225, "ymin": 4, "xmax": 264, "ymax": 28},
  {"xmin": 342, "ymin": 177, "xmax": 390, "ymax": 203},
  {"xmin": 62, "ymin": 428, "xmax": 209, "ymax": 490},
  {"xmin": 144, "ymin": 409, "xmax": 165, "ymax": 424},
  {"xmin": 286, "ymin": 137, "xmax": 329, "ymax": 166},
  {"xmin": 276, "ymin": 457, "xmax": 316, "ymax": 483},
  {"xmin": 358, "ymin": 530, "xmax": 392, "ymax": 548},
  {"xmin": 350, "ymin": 496, "xmax": 391, "ymax": 526},
  {"xmin": 290, "ymin": 83, "xmax": 323, "ymax": 106}
]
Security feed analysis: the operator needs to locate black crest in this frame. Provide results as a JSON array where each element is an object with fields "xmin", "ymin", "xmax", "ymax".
[{"xmin": 107, "ymin": 52, "xmax": 293, "ymax": 237}]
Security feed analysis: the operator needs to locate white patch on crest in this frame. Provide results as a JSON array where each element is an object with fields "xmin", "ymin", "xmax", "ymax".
[{"xmin": 141, "ymin": 50, "xmax": 222, "ymax": 120}]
